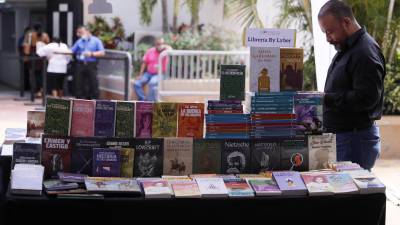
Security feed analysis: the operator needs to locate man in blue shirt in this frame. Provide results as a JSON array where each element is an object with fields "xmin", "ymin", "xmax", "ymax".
[{"xmin": 71, "ymin": 25, "xmax": 105, "ymax": 99}]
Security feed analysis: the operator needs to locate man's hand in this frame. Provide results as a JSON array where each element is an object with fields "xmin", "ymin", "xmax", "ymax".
[{"xmin": 83, "ymin": 51, "xmax": 92, "ymax": 57}]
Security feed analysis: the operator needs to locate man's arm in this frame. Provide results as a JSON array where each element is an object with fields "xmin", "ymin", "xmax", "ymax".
[
  {"xmin": 324, "ymin": 53, "xmax": 385, "ymax": 112},
  {"xmin": 137, "ymin": 62, "xmax": 147, "ymax": 79}
]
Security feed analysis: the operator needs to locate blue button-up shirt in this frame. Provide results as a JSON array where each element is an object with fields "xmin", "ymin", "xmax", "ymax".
[{"xmin": 71, "ymin": 35, "xmax": 105, "ymax": 62}]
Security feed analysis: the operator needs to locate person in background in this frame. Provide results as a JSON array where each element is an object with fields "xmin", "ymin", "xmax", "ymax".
[
  {"xmin": 134, "ymin": 38, "xmax": 171, "ymax": 101},
  {"xmin": 71, "ymin": 25, "xmax": 105, "ymax": 100},
  {"xmin": 36, "ymin": 37, "xmax": 71, "ymax": 98},
  {"xmin": 18, "ymin": 27, "xmax": 31, "ymax": 91}
]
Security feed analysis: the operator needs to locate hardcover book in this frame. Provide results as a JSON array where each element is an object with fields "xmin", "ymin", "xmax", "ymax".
[
  {"xmin": 120, "ymin": 148, "xmax": 134, "ymax": 178},
  {"xmin": 250, "ymin": 47, "xmax": 280, "ymax": 93},
  {"xmin": 152, "ymin": 103, "xmax": 178, "ymax": 138},
  {"xmin": 221, "ymin": 140, "xmax": 251, "ymax": 174},
  {"xmin": 247, "ymin": 178, "xmax": 281, "ymax": 196},
  {"xmin": 141, "ymin": 179, "xmax": 173, "ymax": 198},
  {"xmin": 163, "ymin": 137, "xmax": 193, "ymax": 175},
  {"xmin": 42, "ymin": 135, "xmax": 72, "ymax": 178},
  {"xmin": 84, "ymin": 177, "xmax": 141, "ymax": 196},
  {"xmin": 94, "ymin": 100, "xmax": 116, "ymax": 137},
  {"xmin": 171, "ymin": 180, "xmax": 202, "ymax": 198},
  {"xmin": 294, "ymin": 92, "xmax": 323, "ymax": 135},
  {"xmin": 195, "ymin": 177, "xmax": 229, "ymax": 198},
  {"xmin": 115, "ymin": 101, "xmax": 135, "ymax": 138},
  {"xmin": 223, "ymin": 178, "xmax": 254, "ymax": 197},
  {"xmin": 44, "ymin": 98, "xmax": 72, "ymax": 136},
  {"xmin": 27, "ymin": 110, "xmax": 45, "ymax": 138},
  {"xmin": 220, "ymin": 64, "xmax": 246, "ymax": 100},
  {"xmin": 133, "ymin": 138, "xmax": 164, "ymax": 177},
  {"xmin": 272, "ymin": 171, "xmax": 307, "ymax": 195},
  {"xmin": 177, "ymin": 103, "xmax": 205, "ymax": 138},
  {"xmin": 308, "ymin": 133, "xmax": 336, "ymax": 170},
  {"xmin": 280, "ymin": 137, "xmax": 309, "ymax": 171},
  {"xmin": 70, "ymin": 99, "xmax": 96, "ymax": 137},
  {"xmin": 280, "ymin": 48, "xmax": 303, "ymax": 91},
  {"xmin": 135, "ymin": 102, "xmax": 153, "ymax": 138},
  {"xmin": 12, "ymin": 142, "xmax": 41, "ymax": 169},
  {"xmin": 251, "ymin": 139, "xmax": 281, "ymax": 173},
  {"xmin": 192, "ymin": 139, "xmax": 222, "ymax": 174},
  {"xmin": 92, "ymin": 148, "xmax": 121, "ymax": 177},
  {"xmin": 301, "ymin": 172, "xmax": 334, "ymax": 196}
]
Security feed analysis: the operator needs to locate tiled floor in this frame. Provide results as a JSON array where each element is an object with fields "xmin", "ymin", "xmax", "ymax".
[{"xmin": 0, "ymin": 84, "xmax": 399, "ymax": 224}]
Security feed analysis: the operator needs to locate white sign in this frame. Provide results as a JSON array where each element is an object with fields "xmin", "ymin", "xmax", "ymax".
[{"xmin": 246, "ymin": 28, "xmax": 297, "ymax": 48}]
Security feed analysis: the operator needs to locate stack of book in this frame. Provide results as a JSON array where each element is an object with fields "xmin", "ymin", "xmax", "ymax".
[
  {"xmin": 205, "ymin": 113, "xmax": 250, "ymax": 139},
  {"xmin": 250, "ymin": 92, "xmax": 296, "ymax": 138}
]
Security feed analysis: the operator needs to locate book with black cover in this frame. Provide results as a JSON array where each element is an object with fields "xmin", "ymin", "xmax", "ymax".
[
  {"xmin": 133, "ymin": 138, "xmax": 164, "ymax": 177},
  {"xmin": 251, "ymin": 138, "xmax": 281, "ymax": 173},
  {"xmin": 280, "ymin": 137, "xmax": 308, "ymax": 171},
  {"xmin": 12, "ymin": 142, "xmax": 41, "ymax": 169},
  {"xmin": 221, "ymin": 140, "xmax": 251, "ymax": 174},
  {"xmin": 42, "ymin": 135, "xmax": 72, "ymax": 179}
]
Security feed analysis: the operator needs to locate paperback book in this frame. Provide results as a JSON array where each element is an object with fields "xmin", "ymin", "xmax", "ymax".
[
  {"xmin": 42, "ymin": 135, "xmax": 72, "ymax": 178},
  {"xmin": 177, "ymin": 103, "xmax": 205, "ymax": 138},
  {"xmin": 247, "ymin": 178, "xmax": 281, "ymax": 196},
  {"xmin": 221, "ymin": 140, "xmax": 251, "ymax": 174},
  {"xmin": 12, "ymin": 142, "xmax": 41, "ymax": 169},
  {"xmin": 44, "ymin": 98, "xmax": 72, "ymax": 136},
  {"xmin": 70, "ymin": 99, "xmax": 96, "ymax": 137},
  {"xmin": 133, "ymin": 138, "xmax": 164, "ymax": 177},
  {"xmin": 135, "ymin": 102, "xmax": 153, "ymax": 138},
  {"xmin": 273, "ymin": 171, "xmax": 307, "ymax": 195},
  {"xmin": 192, "ymin": 139, "xmax": 222, "ymax": 174},
  {"xmin": 220, "ymin": 64, "xmax": 246, "ymax": 100},
  {"xmin": 115, "ymin": 101, "xmax": 135, "ymax": 137},
  {"xmin": 152, "ymin": 103, "xmax": 177, "ymax": 137},
  {"xmin": 85, "ymin": 177, "xmax": 141, "ymax": 196},
  {"xmin": 94, "ymin": 100, "xmax": 116, "ymax": 137},
  {"xmin": 308, "ymin": 133, "xmax": 336, "ymax": 170},
  {"xmin": 27, "ymin": 110, "xmax": 45, "ymax": 138},
  {"xmin": 92, "ymin": 148, "xmax": 121, "ymax": 177},
  {"xmin": 251, "ymin": 139, "xmax": 281, "ymax": 172},
  {"xmin": 280, "ymin": 48, "xmax": 303, "ymax": 91},
  {"xmin": 163, "ymin": 137, "xmax": 193, "ymax": 175},
  {"xmin": 223, "ymin": 178, "xmax": 254, "ymax": 198},
  {"xmin": 250, "ymin": 47, "xmax": 280, "ymax": 93}
]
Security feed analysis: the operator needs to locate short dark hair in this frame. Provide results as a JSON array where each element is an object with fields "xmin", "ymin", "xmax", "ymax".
[
  {"xmin": 318, "ymin": 0, "xmax": 355, "ymax": 21},
  {"xmin": 77, "ymin": 25, "xmax": 88, "ymax": 31}
]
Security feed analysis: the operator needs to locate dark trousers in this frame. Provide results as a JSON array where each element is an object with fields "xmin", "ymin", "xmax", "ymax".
[{"xmin": 75, "ymin": 62, "xmax": 99, "ymax": 99}]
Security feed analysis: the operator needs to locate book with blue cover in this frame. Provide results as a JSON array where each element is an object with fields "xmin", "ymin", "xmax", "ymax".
[
  {"xmin": 273, "ymin": 171, "xmax": 307, "ymax": 195},
  {"xmin": 92, "ymin": 148, "xmax": 121, "ymax": 177}
]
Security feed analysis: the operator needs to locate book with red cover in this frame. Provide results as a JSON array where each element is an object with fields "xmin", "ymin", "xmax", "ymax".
[
  {"xmin": 177, "ymin": 103, "xmax": 205, "ymax": 138},
  {"xmin": 70, "ymin": 99, "xmax": 96, "ymax": 137},
  {"xmin": 135, "ymin": 102, "xmax": 153, "ymax": 138},
  {"xmin": 42, "ymin": 135, "xmax": 72, "ymax": 179}
]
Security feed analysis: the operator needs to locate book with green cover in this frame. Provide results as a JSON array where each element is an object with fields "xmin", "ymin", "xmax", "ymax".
[
  {"xmin": 115, "ymin": 101, "xmax": 135, "ymax": 137},
  {"xmin": 193, "ymin": 139, "xmax": 221, "ymax": 174},
  {"xmin": 152, "ymin": 103, "xmax": 177, "ymax": 138},
  {"xmin": 220, "ymin": 65, "xmax": 245, "ymax": 100},
  {"xmin": 44, "ymin": 98, "xmax": 72, "ymax": 136},
  {"xmin": 120, "ymin": 148, "xmax": 134, "ymax": 178}
]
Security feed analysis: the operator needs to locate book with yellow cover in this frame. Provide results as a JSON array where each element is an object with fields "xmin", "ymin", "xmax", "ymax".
[
  {"xmin": 152, "ymin": 103, "xmax": 177, "ymax": 138},
  {"xmin": 280, "ymin": 48, "xmax": 304, "ymax": 91}
]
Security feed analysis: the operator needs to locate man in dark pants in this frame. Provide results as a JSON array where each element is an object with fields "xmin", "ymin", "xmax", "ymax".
[
  {"xmin": 318, "ymin": 0, "xmax": 386, "ymax": 170},
  {"xmin": 71, "ymin": 25, "xmax": 105, "ymax": 99}
]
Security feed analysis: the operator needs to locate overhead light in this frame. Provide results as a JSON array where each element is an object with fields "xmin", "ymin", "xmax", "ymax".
[{"xmin": 88, "ymin": 0, "xmax": 113, "ymax": 14}]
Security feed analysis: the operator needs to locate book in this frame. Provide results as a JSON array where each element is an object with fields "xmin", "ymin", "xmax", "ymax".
[
  {"xmin": 44, "ymin": 98, "xmax": 72, "ymax": 136},
  {"xmin": 46, "ymin": 188, "xmax": 88, "ymax": 195},
  {"xmin": 177, "ymin": 103, "xmax": 205, "ymax": 138},
  {"xmin": 273, "ymin": 171, "xmax": 307, "ymax": 195},
  {"xmin": 11, "ymin": 164, "xmax": 44, "ymax": 196},
  {"xmin": 70, "ymin": 99, "xmax": 96, "ymax": 137},
  {"xmin": 294, "ymin": 92, "xmax": 323, "ymax": 135},
  {"xmin": 195, "ymin": 178, "xmax": 229, "ymax": 198},
  {"xmin": 133, "ymin": 138, "xmax": 164, "ymax": 177},
  {"xmin": 327, "ymin": 173, "xmax": 359, "ymax": 194},
  {"xmin": 251, "ymin": 139, "xmax": 281, "ymax": 173},
  {"xmin": 94, "ymin": 100, "xmax": 116, "ymax": 137},
  {"xmin": 12, "ymin": 142, "xmax": 41, "ymax": 169},
  {"xmin": 162, "ymin": 175, "xmax": 191, "ymax": 181},
  {"xmin": 301, "ymin": 172, "xmax": 334, "ymax": 196},
  {"xmin": 347, "ymin": 170, "xmax": 386, "ymax": 194},
  {"xmin": 57, "ymin": 172, "xmax": 88, "ymax": 183},
  {"xmin": 43, "ymin": 180, "xmax": 79, "ymax": 191},
  {"xmin": 221, "ymin": 140, "xmax": 251, "ymax": 174},
  {"xmin": 280, "ymin": 48, "xmax": 303, "ymax": 91},
  {"xmin": 57, "ymin": 193, "xmax": 104, "ymax": 200},
  {"xmin": 42, "ymin": 135, "xmax": 72, "ymax": 179},
  {"xmin": 141, "ymin": 179, "xmax": 173, "ymax": 198},
  {"xmin": 308, "ymin": 134, "xmax": 336, "ymax": 170},
  {"xmin": 171, "ymin": 180, "xmax": 202, "ymax": 198},
  {"xmin": 120, "ymin": 148, "xmax": 134, "ymax": 178},
  {"xmin": 280, "ymin": 137, "xmax": 309, "ymax": 171},
  {"xmin": 135, "ymin": 102, "xmax": 153, "ymax": 138},
  {"xmin": 163, "ymin": 137, "xmax": 193, "ymax": 175},
  {"xmin": 152, "ymin": 103, "xmax": 178, "ymax": 138},
  {"xmin": 247, "ymin": 178, "xmax": 281, "ymax": 196},
  {"xmin": 220, "ymin": 64, "xmax": 246, "ymax": 100},
  {"xmin": 115, "ymin": 101, "xmax": 135, "ymax": 138},
  {"xmin": 223, "ymin": 178, "xmax": 254, "ymax": 198},
  {"xmin": 84, "ymin": 177, "xmax": 142, "ymax": 196},
  {"xmin": 92, "ymin": 148, "xmax": 121, "ymax": 177},
  {"xmin": 250, "ymin": 47, "xmax": 280, "ymax": 93},
  {"xmin": 27, "ymin": 110, "xmax": 45, "ymax": 138},
  {"xmin": 192, "ymin": 139, "xmax": 221, "ymax": 174}
]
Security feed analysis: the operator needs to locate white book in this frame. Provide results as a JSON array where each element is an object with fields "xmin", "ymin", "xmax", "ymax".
[
  {"xmin": 308, "ymin": 133, "xmax": 337, "ymax": 170},
  {"xmin": 11, "ymin": 164, "xmax": 44, "ymax": 196},
  {"xmin": 249, "ymin": 47, "xmax": 280, "ymax": 93},
  {"xmin": 195, "ymin": 178, "xmax": 229, "ymax": 198},
  {"xmin": 141, "ymin": 179, "xmax": 173, "ymax": 199},
  {"xmin": 347, "ymin": 170, "xmax": 386, "ymax": 194}
]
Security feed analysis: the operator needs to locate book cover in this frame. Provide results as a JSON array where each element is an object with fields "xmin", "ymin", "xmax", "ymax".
[
  {"xmin": 120, "ymin": 148, "xmax": 134, "ymax": 178},
  {"xmin": 163, "ymin": 137, "xmax": 193, "ymax": 175},
  {"xmin": 12, "ymin": 143, "xmax": 41, "ymax": 168},
  {"xmin": 171, "ymin": 181, "xmax": 202, "ymax": 198},
  {"xmin": 92, "ymin": 148, "xmax": 121, "ymax": 177},
  {"xmin": 220, "ymin": 64, "xmax": 246, "ymax": 100},
  {"xmin": 141, "ymin": 179, "xmax": 172, "ymax": 198},
  {"xmin": 58, "ymin": 172, "xmax": 88, "ymax": 183},
  {"xmin": 42, "ymin": 135, "xmax": 72, "ymax": 178},
  {"xmin": 94, "ymin": 100, "xmax": 116, "ymax": 137},
  {"xmin": 43, "ymin": 180, "xmax": 79, "ymax": 191},
  {"xmin": 301, "ymin": 172, "xmax": 334, "ymax": 196},
  {"xmin": 272, "ymin": 171, "xmax": 307, "ymax": 195},
  {"xmin": 294, "ymin": 92, "xmax": 323, "ymax": 135},
  {"xmin": 133, "ymin": 138, "xmax": 164, "ymax": 177},
  {"xmin": 44, "ymin": 98, "xmax": 72, "ymax": 136},
  {"xmin": 177, "ymin": 103, "xmax": 205, "ymax": 138},
  {"xmin": 27, "ymin": 110, "xmax": 45, "ymax": 138},
  {"xmin": 347, "ymin": 170, "xmax": 385, "ymax": 194},
  {"xmin": 251, "ymin": 139, "xmax": 281, "ymax": 173},
  {"xmin": 152, "ymin": 103, "xmax": 178, "ymax": 137},
  {"xmin": 195, "ymin": 177, "xmax": 229, "ymax": 198},
  {"xmin": 280, "ymin": 48, "xmax": 303, "ymax": 91},
  {"xmin": 70, "ymin": 99, "xmax": 96, "ymax": 137},
  {"xmin": 193, "ymin": 139, "xmax": 222, "ymax": 174},
  {"xmin": 280, "ymin": 137, "xmax": 309, "ymax": 171},
  {"xmin": 84, "ymin": 177, "xmax": 141, "ymax": 195},
  {"xmin": 71, "ymin": 137, "xmax": 104, "ymax": 176},
  {"xmin": 250, "ymin": 47, "xmax": 280, "ymax": 93},
  {"xmin": 135, "ymin": 102, "xmax": 153, "ymax": 138},
  {"xmin": 247, "ymin": 178, "xmax": 281, "ymax": 196},
  {"xmin": 223, "ymin": 178, "xmax": 254, "ymax": 197},
  {"xmin": 327, "ymin": 173, "xmax": 359, "ymax": 194},
  {"xmin": 115, "ymin": 101, "xmax": 135, "ymax": 138},
  {"xmin": 308, "ymin": 133, "xmax": 337, "ymax": 170},
  {"xmin": 221, "ymin": 140, "xmax": 251, "ymax": 174}
]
